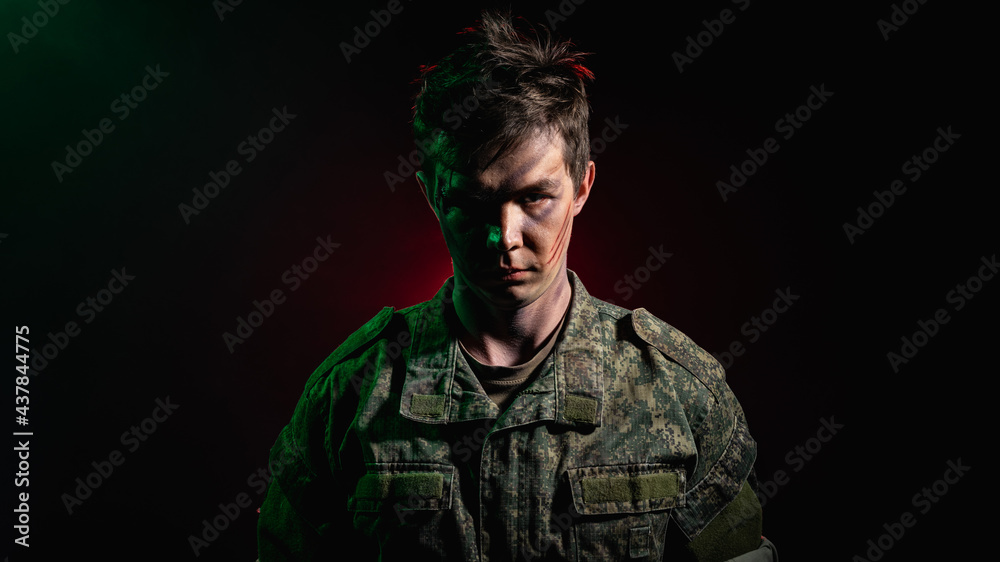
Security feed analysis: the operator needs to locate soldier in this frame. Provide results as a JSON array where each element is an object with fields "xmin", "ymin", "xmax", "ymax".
[{"xmin": 258, "ymin": 12, "xmax": 776, "ymax": 561}]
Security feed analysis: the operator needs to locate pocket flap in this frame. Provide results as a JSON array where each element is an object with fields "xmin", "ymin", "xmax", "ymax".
[
  {"xmin": 349, "ymin": 463, "xmax": 454, "ymax": 513},
  {"xmin": 568, "ymin": 464, "xmax": 685, "ymax": 516}
]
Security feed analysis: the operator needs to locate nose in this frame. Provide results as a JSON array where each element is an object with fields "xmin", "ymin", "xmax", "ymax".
[{"xmin": 486, "ymin": 203, "xmax": 522, "ymax": 252}]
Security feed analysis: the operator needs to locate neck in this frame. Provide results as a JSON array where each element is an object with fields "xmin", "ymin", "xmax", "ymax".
[{"xmin": 453, "ymin": 267, "xmax": 572, "ymax": 367}]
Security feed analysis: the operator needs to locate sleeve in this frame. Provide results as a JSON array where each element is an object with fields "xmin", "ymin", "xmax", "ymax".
[
  {"xmin": 670, "ymin": 391, "xmax": 758, "ymax": 541},
  {"xmin": 258, "ymin": 476, "xmax": 336, "ymax": 561},
  {"xmin": 257, "ymin": 307, "xmax": 395, "ymax": 561},
  {"xmin": 257, "ymin": 373, "xmax": 344, "ymax": 561},
  {"xmin": 682, "ymin": 480, "xmax": 764, "ymax": 561},
  {"xmin": 661, "ymin": 396, "xmax": 771, "ymax": 561},
  {"xmin": 667, "ymin": 371, "xmax": 772, "ymax": 561},
  {"xmin": 629, "ymin": 309, "xmax": 767, "ymax": 558}
]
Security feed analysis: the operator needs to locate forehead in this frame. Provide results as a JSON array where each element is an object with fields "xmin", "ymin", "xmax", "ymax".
[{"xmin": 435, "ymin": 130, "xmax": 571, "ymax": 194}]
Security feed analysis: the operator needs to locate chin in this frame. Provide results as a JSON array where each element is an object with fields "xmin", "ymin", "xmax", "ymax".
[{"xmin": 477, "ymin": 284, "xmax": 539, "ymax": 310}]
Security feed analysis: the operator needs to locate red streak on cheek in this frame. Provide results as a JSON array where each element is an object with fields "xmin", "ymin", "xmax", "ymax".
[{"xmin": 545, "ymin": 203, "xmax": 573, "ymax": 266}]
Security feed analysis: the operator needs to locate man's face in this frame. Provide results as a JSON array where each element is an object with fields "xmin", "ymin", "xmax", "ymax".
[{"xmin": 418, "ymin": 130, "xmax": 594, "ymax": 310}]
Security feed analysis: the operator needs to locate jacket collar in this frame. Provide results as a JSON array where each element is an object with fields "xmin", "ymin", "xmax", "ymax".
[{"xmin": 399, "ymin": 270, "xmax": 606, "ymax": 429}]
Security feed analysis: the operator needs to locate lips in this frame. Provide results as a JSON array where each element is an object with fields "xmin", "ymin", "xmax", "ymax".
[{"xmin": 488, "ymin": 267, "xmax": 531, "ymax": 283}]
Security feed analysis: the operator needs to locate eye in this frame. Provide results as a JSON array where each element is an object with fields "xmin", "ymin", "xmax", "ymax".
[
  {"xmin": 441, "ymin": 191, "xmax": 474, "ymax": 209},
  {"xmin": 521, "ymin": 193, "xmax": 548, "ymax": 204}
]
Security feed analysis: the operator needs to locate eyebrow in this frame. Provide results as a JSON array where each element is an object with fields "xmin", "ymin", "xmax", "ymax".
[
  {"xmin": 515, "ymin": 177, "xmax": 561, "ymax": 194},
  {"xmin": 445, "ymin": 175, "xmax": 561, "ymax": 198}
]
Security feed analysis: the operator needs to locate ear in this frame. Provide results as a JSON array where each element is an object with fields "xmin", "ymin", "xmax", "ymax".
[
  {"xmin": 416, "ymin": 171, "xmax": 439, "ymax": 218},
  {"xmin": 572, "ymin": 160, "xmax": 595, "ymax": 216}
]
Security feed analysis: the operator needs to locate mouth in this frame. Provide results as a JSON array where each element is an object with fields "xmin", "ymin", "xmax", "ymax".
[
  {"xmin": 480, "ymin": 266, "xmax": 532, "ymax": 283},
  {"xmin": 499, "ymin": 268, "xmax": 529, "ymax": 281}
]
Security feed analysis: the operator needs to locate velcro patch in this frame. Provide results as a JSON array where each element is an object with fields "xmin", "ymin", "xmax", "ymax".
[
  {"xmin": 354, "ymin": 473, "xmax": 444, "ymax": 500},
  {"xmin": 582, "ymin": 472, "xmax": 679, "ymax": 504},
  {"xmin": 564, "ymin": 395, "xmax": 598, "ymax": 424},
  {"xmin": 410, "ymin": 394, "xmax": 445, "ymax": 417}
]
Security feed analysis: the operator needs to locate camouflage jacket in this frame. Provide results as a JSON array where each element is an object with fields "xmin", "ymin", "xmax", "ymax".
[{"xmin": 258, "ymin": 271, "xmax": 759, "ymax": 560}]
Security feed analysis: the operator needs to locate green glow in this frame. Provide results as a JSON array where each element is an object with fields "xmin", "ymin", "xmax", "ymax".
[{"xmin": 486, "ymin": 224, "xmax": 502, "ymax": 248}]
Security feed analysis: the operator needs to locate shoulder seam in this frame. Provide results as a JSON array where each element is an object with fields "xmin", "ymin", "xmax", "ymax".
[
  {"xmin": 591, "ymin": 297, "xmax": 630, "ymax": 321},
  {"xmin": 630, "ymin": 308, "xmax": 726, "ymax": 403},
  {"xmin": 309, "ymin": 306, "xmax": 395, "ymax": 383}
]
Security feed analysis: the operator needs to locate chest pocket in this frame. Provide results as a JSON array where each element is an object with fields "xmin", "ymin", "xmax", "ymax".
[
  {"xmin": 566, "ymin": 464, "xmax": 685, "ymax": 560},
  {"xmin": 348, "ymin": 462, "xmax": 456, "ymax": 550}
]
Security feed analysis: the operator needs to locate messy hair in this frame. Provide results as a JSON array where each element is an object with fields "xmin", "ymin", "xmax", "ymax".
[{"xmin": 412, "ymin": 11, "xmax": 593, "ymax": 192}]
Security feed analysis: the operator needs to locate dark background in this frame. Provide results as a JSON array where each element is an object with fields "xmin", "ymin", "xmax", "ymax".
[{"xmin": 3, "ymin": 0, "xmax": 989, "ymax": 560}]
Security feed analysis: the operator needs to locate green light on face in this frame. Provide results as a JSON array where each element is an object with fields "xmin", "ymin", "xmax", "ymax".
[{"xmin": 486, "ymin": 224, "xmax": 502, "ymax": 248}]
